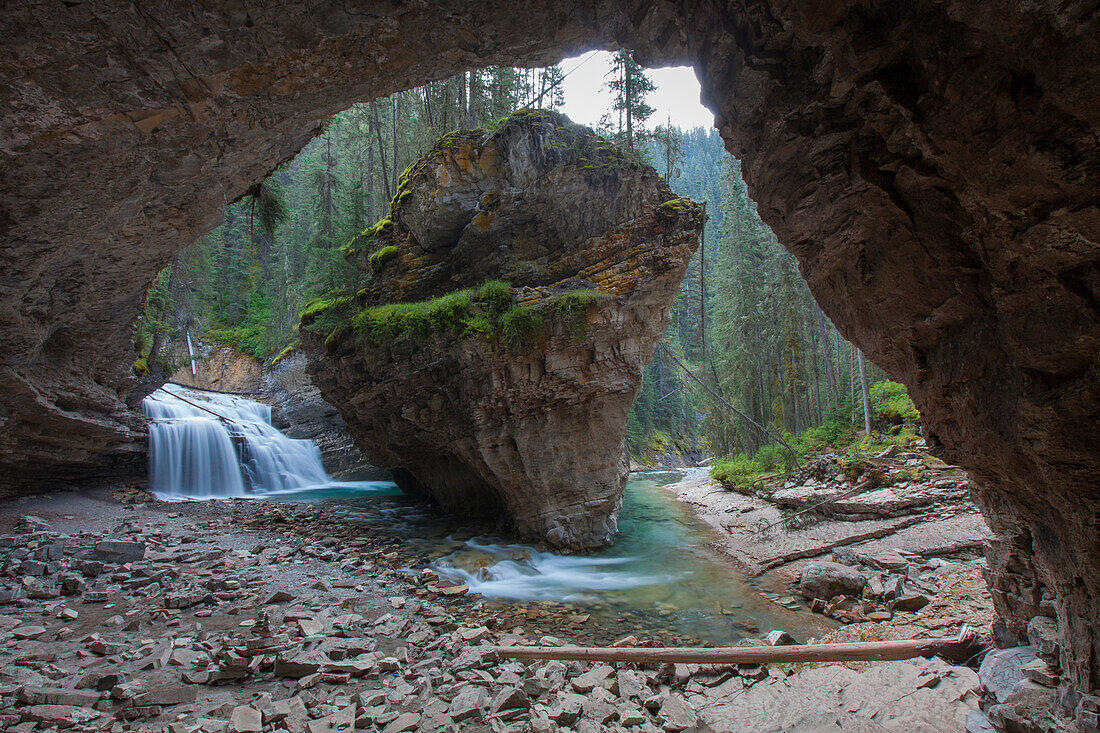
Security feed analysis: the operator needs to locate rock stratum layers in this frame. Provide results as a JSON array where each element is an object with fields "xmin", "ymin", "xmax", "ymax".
[
  {"xmin": 300, "ymin": 112, "xmax": 702, "ymax": 549},
  {"xmin": 1, "ymin": 0, "xmax": 1098, "ymax": 705}
]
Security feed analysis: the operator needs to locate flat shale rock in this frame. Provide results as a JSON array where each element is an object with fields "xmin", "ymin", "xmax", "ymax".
[{"xmin": 302, "ymin": 111, "xmax": 702, "ymax": 549}]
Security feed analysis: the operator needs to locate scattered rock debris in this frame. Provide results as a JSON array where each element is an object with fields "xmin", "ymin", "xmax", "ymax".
[{"xmin": 0, "ymin": 490, "xmax": 988, "ymax": 731}]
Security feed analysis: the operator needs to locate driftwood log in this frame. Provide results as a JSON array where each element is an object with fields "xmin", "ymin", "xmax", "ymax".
[{"xmin": 494, "ymin": 636, "xmax": 981, "ymax": 666}]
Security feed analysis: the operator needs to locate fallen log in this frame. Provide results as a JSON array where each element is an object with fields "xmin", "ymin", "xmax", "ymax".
[
  {"xmin": 755, "ymin": 514, "xmax": 925, "ymax": 572},
  {"xmin": 495, "ymin": 636, "xmax": 976, "ymax": 666}
]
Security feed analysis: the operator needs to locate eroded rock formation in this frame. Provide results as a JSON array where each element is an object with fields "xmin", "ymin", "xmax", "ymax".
[
  {"xmin": 263, "ymin": 353, "xmax": 382, "ymax": 481},
  {"xmin": 1, "ymin": 0, "xmax": 1098, "ymax": 705},
  {"xmin": 300, "ymin": 112, "xmax": 702, "ymax": 548}
]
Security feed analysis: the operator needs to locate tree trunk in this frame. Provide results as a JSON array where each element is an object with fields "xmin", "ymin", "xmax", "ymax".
[
  {"xmin": 391, "ymin": 95, "xmax": 399, "ymax": 196},
  {"xmin": 858, "ymin": 349, "xmax": 873, "ymax": 433},
  {"xmin": 369, "ymin": 101, "xmax": 392, "ymax": 201}
]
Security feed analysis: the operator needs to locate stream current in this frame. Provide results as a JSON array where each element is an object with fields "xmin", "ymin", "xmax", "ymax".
[{"xmin": 143, "ymin": 384, "xmax": 824, "ymax": 645}]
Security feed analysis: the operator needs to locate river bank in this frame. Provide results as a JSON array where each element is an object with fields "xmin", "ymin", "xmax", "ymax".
[
  {"xmin": 0, "ymin": 483, "xmax": 990, "ymax": 732},
  {"xmin": 661, "ymin": 453, "xmax": 996, "ymax": 642}
]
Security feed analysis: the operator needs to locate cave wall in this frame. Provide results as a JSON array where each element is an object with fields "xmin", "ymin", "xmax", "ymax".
[{"xmin": 1, "ymin": 0, "xmax": 1097, "ymax": 697}]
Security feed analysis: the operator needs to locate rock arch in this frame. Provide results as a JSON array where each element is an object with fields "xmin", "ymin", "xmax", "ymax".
[{"xmin": 1, "ymin": 0, "xmax": 1097, "ymax": 700}]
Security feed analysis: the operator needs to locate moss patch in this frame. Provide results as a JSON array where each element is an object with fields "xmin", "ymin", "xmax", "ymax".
[
  {"xmin": 546, "ymin": 289, "xmax": 606, "ymax": 339},
  {"xmin": 657, "ymin": 196, "xmax": 704, "ymax": 224},
  {"xmin": 343, "ymin": 217, "xmax": 395, "ymax": 257},
  {"xmin": 270, "ymin": 342, "xmax": 299, "ymax": 367},
  {"xmin": 352, "ymin": 281, "xmax": 604, "ymax": 350},
  {"xmin": 369, "ymin": 245, "xmax": 400, "ymax": 273},
  {"xmin": 300, "ymin": 294, "xmax": 353, "ymax": 335}
]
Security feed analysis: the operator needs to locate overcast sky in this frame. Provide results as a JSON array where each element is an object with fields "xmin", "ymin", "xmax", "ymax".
[{"xmin": 557, "ymin": 51, "xmax": 715, "ymax": 131}]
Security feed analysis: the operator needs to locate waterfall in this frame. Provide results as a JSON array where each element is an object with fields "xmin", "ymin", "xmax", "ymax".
[{"xmin": 142, "ymin": 383, "xmax": 330, "ymax": 498}]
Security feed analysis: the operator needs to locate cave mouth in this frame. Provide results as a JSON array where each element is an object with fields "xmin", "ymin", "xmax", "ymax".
[{"xmin": 2, "ymin": 1, "xmax": 1098, "ymax": 713}]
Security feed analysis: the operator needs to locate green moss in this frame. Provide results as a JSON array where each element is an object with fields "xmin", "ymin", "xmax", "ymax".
[
  {"xmin": 500, "ymin": 304, "xmax": 543, "ymax": 349},
  {"xmin": 354, "ymin": 288, "xmax": 481, "ymax": 344},
  {"xmin": 270, "ymin": 342, "xmax": 298, "ymax": 367},
  {"xmin": 351, "ymin": 280, "xmax": 597, "ymax": 351},
  {"xmin": 369, "ymin": 245, "xmax": 400, "ymax": 273},
  {"xmin": 324, "ymin": 325, "xmax": 346, "ymax": 354},
  {"xmin": 133, "ymin": 356, "xmax": 149, "ymax": 376},
  {"xmin": 475, "ymin": 280, "xmax": 513, "ymax": 311},
  {"xmin": 657, "ymin": 196, "xmax": 704, "ymax": 223},
  {"xmin": 299, "ymin": 294, "xmax": 353, "ymax": 336},
  {"xmin": 479, "ymin": 189, "xmax": 502, "ymax": 211},
  {"xmin": 343, "ymin": 217, "xmax": 395, "ymax": 257},
  {"xmin": 546, "ymin": 289, "xmax": 606, "ymax": 339},
  {"xmin": 301, "ymin": 295, "xmax": 352, "ymax": 323}
]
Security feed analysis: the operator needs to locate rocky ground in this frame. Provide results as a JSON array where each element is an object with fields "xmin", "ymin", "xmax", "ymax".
[
  {"xmin": 665, "ymin": 448, "xmax": 1088, "ymax": 732},
  {"xmin": 0, "ymin": 484, "xmax": 1002, "ymax": 732}
]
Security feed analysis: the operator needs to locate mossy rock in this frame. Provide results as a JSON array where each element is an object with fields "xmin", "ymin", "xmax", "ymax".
[
  {"xmin": 369, "ymin": 246, "xmax": 400, "ymax": 273},
  {"xmin": 657, "ymin": 196, "xmax": 704, "ymax": 223}
]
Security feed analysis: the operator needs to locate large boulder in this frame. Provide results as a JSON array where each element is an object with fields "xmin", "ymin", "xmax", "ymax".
[
  {"xmin": 300, "ymin": 111, "xmax": 702, "ymax": 549},
  {"xmin": 799, "ymin": 561, "xmax": 867, "ymax": 601}
]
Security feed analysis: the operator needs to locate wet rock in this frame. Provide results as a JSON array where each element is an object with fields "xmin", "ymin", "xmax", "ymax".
[
  {"xmin": 799, "ymin": 562, "xmax": 866, "ymax": 601},
  {"xmin": 765, "ymin": 630, "xmax": 796, "ymax": 646}
]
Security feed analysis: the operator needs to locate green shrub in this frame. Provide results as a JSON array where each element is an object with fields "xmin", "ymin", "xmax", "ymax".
[
  {"xmin": 870, "ymin": 380, "xmax": 919, "ymax": 425},
  {"xmin": 711, "ymin": 454, "xmax": 762, "ymax": 489},
  {"xmin": 475, "ymin": 280, "xmax": 514, "ymax": 312},
  {"xmin": 794, "ymin": 416, "xmax": 857, "ymax": 454}
]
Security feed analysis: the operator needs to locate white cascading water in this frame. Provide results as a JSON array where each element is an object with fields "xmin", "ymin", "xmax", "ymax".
[
  {"xmin": 142, "ymin": 383, "xmax": 330, "ymax": 498},
  {"xmin": 431, "ymin": 539, "xmax": 670, "ymax": 602}
]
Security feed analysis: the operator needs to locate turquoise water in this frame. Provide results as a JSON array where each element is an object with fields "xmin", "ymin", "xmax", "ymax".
[{"xmin": 272, "ymin": 471, "xmax": 826, "ymax": 645}]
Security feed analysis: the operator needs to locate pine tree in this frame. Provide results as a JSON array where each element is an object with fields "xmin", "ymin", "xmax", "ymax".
[{"xmin": 606, "ymin": 50, "xmax": 655, "ymax": 151}]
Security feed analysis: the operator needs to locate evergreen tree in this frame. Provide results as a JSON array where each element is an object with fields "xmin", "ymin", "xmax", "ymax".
[{"xmin": 606, "ymin": 50, "xmax": 655, "ymax": 151}]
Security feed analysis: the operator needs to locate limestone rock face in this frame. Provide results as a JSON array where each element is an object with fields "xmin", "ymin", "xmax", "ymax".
[
  {"xmin": 0, "ymin": 0, "xmax": 1098, "ymax": 698},
  {"xmin": 171, "ymin": 345, "xmax": 264, "ymax": 395},
  {"xmin": 301, "ymin": 112, "xmax": 702, "ymax": 548},
  {"xmin": 262, "ymin": 353, "xmax": 383, "ymax": 481}
]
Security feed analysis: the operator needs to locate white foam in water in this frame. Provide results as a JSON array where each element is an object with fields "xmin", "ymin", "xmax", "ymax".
[
  {"xmin": 432, "ymin": 538, "xmax": 678, "ymax": 601},
  {"xmin": 142, "ymin": 383, "xmax": 332, "ymax": 499}
]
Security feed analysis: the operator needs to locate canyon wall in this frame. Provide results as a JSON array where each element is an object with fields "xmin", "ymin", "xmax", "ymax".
[{"xmin": 1, "ymin": 0, "xmax": 1097, "ymax": 702}]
